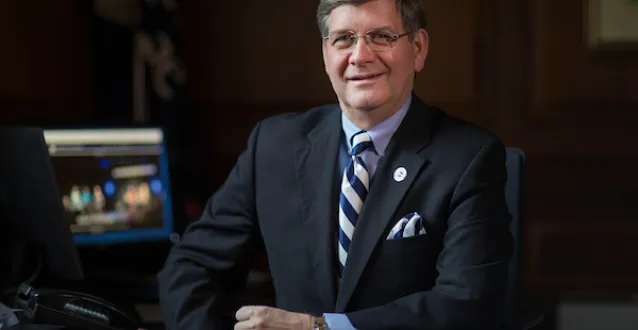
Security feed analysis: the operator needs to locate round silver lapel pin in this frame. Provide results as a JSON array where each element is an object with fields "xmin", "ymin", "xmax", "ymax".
[{"xmin": 393, "ymin": 167, "xmax": 407, "ymax": 182}]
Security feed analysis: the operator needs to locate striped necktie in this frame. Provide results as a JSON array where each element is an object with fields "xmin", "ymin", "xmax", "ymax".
[{"xmin": 338, "ymin": 130, "xmax": 375, "ymax": 275}]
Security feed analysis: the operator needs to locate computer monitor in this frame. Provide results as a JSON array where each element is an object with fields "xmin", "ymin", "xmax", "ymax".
[
  {"xmin": 42, "ymin": 127, "xmax": 175, "ymax": 246},
  {"xmin": 0, "ymin": 127, "xmax": 84, "ymax": 291}
]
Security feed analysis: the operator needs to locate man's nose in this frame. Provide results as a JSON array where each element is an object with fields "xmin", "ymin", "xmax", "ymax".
[{"xmin": 349, "ymin": 36, "xmax": 376, "ymax": 66}]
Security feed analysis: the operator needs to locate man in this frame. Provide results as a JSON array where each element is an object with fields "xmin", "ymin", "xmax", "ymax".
[{"xmin": 158, "ymin": 0, "xmax": 514, "ymax": 329}]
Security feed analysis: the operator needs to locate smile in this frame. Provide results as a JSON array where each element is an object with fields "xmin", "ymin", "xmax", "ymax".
[{"xmin": 350, "ymin": 73, "xmax": 384, "ymax": 81}]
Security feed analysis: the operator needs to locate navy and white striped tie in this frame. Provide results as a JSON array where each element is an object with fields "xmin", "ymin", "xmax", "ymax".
[{"xmin": 338, "ymin": 130, "xmax": 375, "ymax": 275}]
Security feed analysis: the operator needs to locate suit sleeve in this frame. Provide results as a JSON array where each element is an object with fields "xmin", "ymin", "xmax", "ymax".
[
  {"xmin": 157, "ymin": 122, "xmax": 262, "ymax": 330},
  {"xmin": 345, "ymin": 140, "xmax": 515, "ymax": 330}
]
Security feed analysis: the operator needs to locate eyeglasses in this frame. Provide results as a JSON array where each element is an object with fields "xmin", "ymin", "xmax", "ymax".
[{"xmin": 322, "ymin": 31, "xmax": 412, "ymax": 52}]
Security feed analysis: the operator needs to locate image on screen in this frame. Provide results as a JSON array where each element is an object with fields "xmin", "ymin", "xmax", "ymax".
[{"xmin": 43, "ymin": 128, "xmax": 174, "ymax": 245}]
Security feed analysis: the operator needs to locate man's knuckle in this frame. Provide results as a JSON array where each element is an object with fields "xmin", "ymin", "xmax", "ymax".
[
  {"xmin": 254, "ymin": 307, "xmax": 267, "ymax": 317},
  {"xmin": 255, "ymin": 318, "xmax": 266, "ymax": 328}
]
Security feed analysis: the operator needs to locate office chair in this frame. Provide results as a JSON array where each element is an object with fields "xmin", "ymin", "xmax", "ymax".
[
  {"xmin": 502, "ymin": 148, "xmax": 546, "ymax": 330},
  {"xmin": 502, "ymin": 147, "xmax": 525, "ymax": 328}
]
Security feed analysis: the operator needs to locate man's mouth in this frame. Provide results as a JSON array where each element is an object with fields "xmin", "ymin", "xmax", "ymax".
[{"xmin": 350, "ymin": 73, "xmax": 384, "ymax": 81}]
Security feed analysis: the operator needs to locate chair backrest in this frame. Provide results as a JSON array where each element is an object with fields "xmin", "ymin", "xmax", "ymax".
[{"xmin": 503, "ymin": 147, "xmax": 525, "ymax": 325}]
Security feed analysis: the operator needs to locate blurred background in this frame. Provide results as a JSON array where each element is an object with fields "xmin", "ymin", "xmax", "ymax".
[{"xmin": 1, "ymin": 0, "xmax": 637, "ymax": 328}]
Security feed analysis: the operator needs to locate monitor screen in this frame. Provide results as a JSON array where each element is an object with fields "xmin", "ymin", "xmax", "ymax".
[{"xmin": 43, "ymin": 128, "xmax": 174, "ymax": 245}]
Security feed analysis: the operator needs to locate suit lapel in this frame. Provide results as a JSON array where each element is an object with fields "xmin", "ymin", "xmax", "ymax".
[
  {"xmin": 335, "ymin": 97, "xmax": 439, "ymax": 312},
  {"xmin": 294, "ymin": 108, "xmax": 342, "ymax": 310}
]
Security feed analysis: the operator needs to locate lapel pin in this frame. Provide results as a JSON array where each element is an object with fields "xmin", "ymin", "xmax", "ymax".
[{"xmin": 393, "ymin": 167, "xmax": 407, "ymax": 182}]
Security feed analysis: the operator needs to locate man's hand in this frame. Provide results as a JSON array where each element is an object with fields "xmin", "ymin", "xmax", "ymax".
[{"xmin": 234, "ymin": 305, "xmax": 314, "ymax": 330}]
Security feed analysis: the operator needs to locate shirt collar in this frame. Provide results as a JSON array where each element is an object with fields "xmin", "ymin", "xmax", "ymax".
[{"xmin": 342, "ymin": 94, "xmax": 412, "ymax": 156}]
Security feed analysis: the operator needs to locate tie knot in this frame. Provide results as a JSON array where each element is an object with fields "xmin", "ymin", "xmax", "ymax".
[{"xmin": 350, "ymin": 130, "xmax": 375, "ymax": 156}]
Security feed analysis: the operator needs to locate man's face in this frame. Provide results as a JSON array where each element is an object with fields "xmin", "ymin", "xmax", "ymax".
[{"xmin": 322, "ymin": 0, "xmax": 428, "ymax": 114}]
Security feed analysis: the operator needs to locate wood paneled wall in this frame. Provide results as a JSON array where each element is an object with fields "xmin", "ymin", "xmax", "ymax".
[
  {"xmin": 2, "ymin": 0, "xmax": 638, "ymax": 296},
  {"xmin": 0, "ymin": 0, "xmax": 94, "ymax": 123},
  {"xmin": 485, "ymin": 0, "xmax": 638, "ymax": 293}
]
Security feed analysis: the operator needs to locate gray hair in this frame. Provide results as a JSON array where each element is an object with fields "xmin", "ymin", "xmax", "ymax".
[{"xmin": 316, "ymin": 0, "xmax": 428, "ymax": 38}]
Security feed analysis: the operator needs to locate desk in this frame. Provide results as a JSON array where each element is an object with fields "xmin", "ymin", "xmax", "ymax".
[
  {"xmin": 134, "ymin": 303, "xmax": 163, "ymax": 325},
  {"xmin": 556, "ymin": 292, "xmax": 638, "ymax": 330}
]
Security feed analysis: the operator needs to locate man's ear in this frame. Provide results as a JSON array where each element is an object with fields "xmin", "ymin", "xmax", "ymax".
[{"xmin": 413, "ymin": 28, "xmax": 429, "ymax": 73}]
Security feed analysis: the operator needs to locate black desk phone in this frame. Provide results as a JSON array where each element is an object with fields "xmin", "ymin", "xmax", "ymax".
[{"xmin": 13, "ymin": 284, "xmax": 142, "ymax": 330}]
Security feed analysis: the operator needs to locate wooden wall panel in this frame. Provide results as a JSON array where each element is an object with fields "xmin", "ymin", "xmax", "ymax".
[
  {"xmin": 486, "ymin": 0, "xmax": 638, "ymax": 294},
  {"xmin": 531, "ymin": 0, "xmax": 638, "ymax": 121},
  {"xmin": 416, "ymin": 0, "xmax": 480, "ymax": 121},
  {"xmin": 184, "ymin": 0, "xmax": 332, "ymax": 105},
  {"xmin": 0, "ymin": 0, "xmax": 94, "ymax": 123},
  {"xmin": 529, "ymin": 222, "xmax": 638, "ymax": 291},
  {"xmin": 524, "ymin": 157, "xmax": 638, "ymax": 218},
  {"xmin": 504, "ymin": 0, "xmax": 638, "ymax": 155}
]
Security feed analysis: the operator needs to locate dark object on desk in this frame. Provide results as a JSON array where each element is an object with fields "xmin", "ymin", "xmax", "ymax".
[
  {"xmin": 15, "ymin": 284, "xmax": 141, "ymax": 330},
  {"xmin": 0, "ymin": 127, "xmax": 83, "ymax": 290},
  {"xmin": 0, "ymin": 127, "xmax": 142, "ymax": 330}
]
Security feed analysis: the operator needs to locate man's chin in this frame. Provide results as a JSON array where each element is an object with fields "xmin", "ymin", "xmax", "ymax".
[
  {"xmin": 345, "ymin": 95, "xmax": 387, "ymax": 112},
  {"xmin": 356, "ymin": 103, "xmax": 381, "ymax": 111}
]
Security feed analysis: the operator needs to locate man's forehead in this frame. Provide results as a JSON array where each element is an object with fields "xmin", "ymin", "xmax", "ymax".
[
  {"xmin": 326, "ymin": 1, "xmax": 401, "ymax": 32},
  {"xmin": 328, "ymin": 26, "xmax": 396, "ymax": 35}
]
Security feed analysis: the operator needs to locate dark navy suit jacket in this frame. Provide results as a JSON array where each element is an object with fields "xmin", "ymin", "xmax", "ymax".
[{"xmin": 157, "ymin": 96, "xmax": 514, "ymax": 329}]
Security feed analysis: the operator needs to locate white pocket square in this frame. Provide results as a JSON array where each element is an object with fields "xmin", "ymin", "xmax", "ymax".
[{"xmin": 386, "ymin": 212, "xmax": 426, "ymax": 240}]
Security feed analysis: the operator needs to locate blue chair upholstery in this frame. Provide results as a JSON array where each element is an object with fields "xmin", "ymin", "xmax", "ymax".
[{"xmin": 503, "ymin": 148, "xmax": 526, "ymax": 327}]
